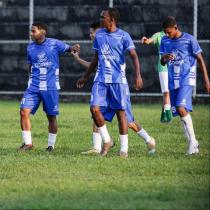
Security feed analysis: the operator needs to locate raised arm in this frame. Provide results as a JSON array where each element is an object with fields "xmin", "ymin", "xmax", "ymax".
[
  {"xmin": 76, "ymin": 53, "xmax": 98, "ymax": 88},
  {"xmin": 128, "ymin": 49, "xmax": 143, "ymax": 90},
  {"xmin": 196, "ymin": 53, "xmax": 210, "ymax": 93}
]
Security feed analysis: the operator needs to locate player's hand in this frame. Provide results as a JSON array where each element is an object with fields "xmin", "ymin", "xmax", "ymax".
[
  {"xmin": 162, "ymin": 53, "xmax": 176, "ymax": 62},
  {"xmin": 71, "ymin": 44, "xmax": 80, "ymax": 54},
  {"xmin": 71, "ymin": 51, "xmax": 79, "ymax": 60},
  {"xmin": 134, "ymin": 76, "xmax": 143, "ymax": 90},
  {"xmin": 76, "ymin": 77, "xmax": 87, "ymax": 88},
  {"xmin": 141, "ymin": 36, "xmax": 147, "ymax": 44}
]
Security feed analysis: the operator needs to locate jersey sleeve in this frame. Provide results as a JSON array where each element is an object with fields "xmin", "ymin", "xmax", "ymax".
[
  {"xmin": 151, "ymin": 32, "xmax": 159, "ymax": 45},
  {"xmin": 123, "ymin": 32, "xmax": 135, "ymax": 52},
  {"xmin": 190, "ymin": 36, "xmax": 202, "ymax": 56},
  {"xmin": 56, "ymin": 40, "xmax": 70, "ymax": 54}
]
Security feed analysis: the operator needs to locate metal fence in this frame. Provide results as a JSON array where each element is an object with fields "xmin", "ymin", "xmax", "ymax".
[{"xmin": 0, "ymin": 0, "xmax": 209, "ymax": 98}]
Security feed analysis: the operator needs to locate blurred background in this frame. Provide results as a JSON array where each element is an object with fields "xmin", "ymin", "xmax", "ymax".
[{"xmin": 0, "ymin": 0, "xmax": 209, "ymax": 102}]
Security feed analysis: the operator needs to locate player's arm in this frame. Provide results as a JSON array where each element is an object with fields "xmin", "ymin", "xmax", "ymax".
[
  {"xmin": 71, "ymin": 51, "xmax": 90, "ymax": 68},
  {"xmin": 76, "ymin": 53, "xmax": 98, "ymax": 88},
  {"xmin": 196, "ymin": 53, "xmax": 210, "ymax": 93},
  {"xmin": 141, "ymin": 36, "xmax": 154, "ymax": 45},
  {"xmin": 128, "ymin": 49, "xmax": 143, "ymax": 90}
]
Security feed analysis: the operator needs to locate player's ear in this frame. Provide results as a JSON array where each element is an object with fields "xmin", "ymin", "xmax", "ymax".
[
  {"xmin": 174, "ymin": 25, "xmax": 178, "ymax": 30},
  {"xmin": 40, "ymin": 29, "xmax": 46, "ymax": 36}
]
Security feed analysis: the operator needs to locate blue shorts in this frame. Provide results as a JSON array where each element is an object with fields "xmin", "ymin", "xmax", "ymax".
[
  {"xmin": 170, "ymin": 86, "xmax": 193, "ymax": 117},
  {"xmin": 96, "ymin": 83, "xmax": 134, "ymax": 123},
  {"xmin": 20, "ymin": 89, "xmax": 59, "ymax": 116},
  {"xmin": 90, "ymin": 82, "xmax": 127, "ymax": 110}
]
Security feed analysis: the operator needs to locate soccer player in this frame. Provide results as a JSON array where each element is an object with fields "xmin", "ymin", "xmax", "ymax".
[
  {"xmin": 141, "ymin": 31, "xmax": 172, "ymax": 123},
  {"xmin": 160, "ymin": 16, "xmax": 210, "ymax": 154},
  {"xmin": 72, "ymin": 22, "xmax": 155, "ymax": 155},
  {"xmin": 18, "ymin": 22, "xmax": 80, "ymax": 152},
  {"xmin": 76, "ymin": 8, "xmax": 145, "ymax": 157}
]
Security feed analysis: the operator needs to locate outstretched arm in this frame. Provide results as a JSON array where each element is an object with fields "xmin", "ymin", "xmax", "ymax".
[
  {"xmin": 196, "ymin": 53, "xmax": 210, "ymax": 93},
  {"xmin": 71, "ymin": 51, "xmax": 90, "ymax": 68},
  {"xmin": 141, "ymin": 36, "xmax": 154, "ymax": 45},
  {"xmin": 76, "ymin": 53, "xmax": 98, "ymax": 88},
  {"xmin": 129, "ymin": 49, "xmax": 143, "ymax": 90}
]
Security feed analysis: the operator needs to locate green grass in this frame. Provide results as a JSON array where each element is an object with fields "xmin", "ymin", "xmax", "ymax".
[{"xmin": 0, "ymin": 101, "xmax": 209, "ymax": 210}]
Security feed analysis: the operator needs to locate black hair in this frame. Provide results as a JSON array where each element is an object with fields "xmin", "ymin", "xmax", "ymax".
[
  {"xmin": 162, "ymin": 16, "xmax": 177, "ymax": 29},
  {"xmin": 32, "ymin": 22, "xmax": 48, "ymax": 32},
  {"xmin": 90, "ymin": 22, "xmax": 101, "ymax": 30},
  {"xmin": 105, "ymin": 8, "xmax": 120, "ymax": 24}
]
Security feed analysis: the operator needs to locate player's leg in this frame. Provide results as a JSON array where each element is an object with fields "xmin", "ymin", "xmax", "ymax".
[
  {"xmin": 90, "ymin": 82, "xmax": 113, "ymax": 156},
  {"xmin": 83, "ymin": 106, "xmax": 116, "ymax": 154},
  {"xmin": 41, "ymin": 90, "xmax": 59, "ymax": 151},
  {"xmin": 116, "ymin": 110, "xmax": 128, "ymax": 157},
  {"xmin": 124, "ymin": 84, "xmax": 156, "ymax": 154},
  {"xmin": 159, "ymin": 71, "xmax": 172, "ymax": 123},
  {"xmin": 81, "ymin": 122, "xmax": 102, "ymax": 154},
  {"xmin": 175, "ymin": 86, "xmax": 198, "ymax": 155},
  {"xmin": 110, "ymin": 83, "xmax": 128, "ymax": 157},
  {"xmin": 129, "ymin": 121, "xmax": 156, "ymax": 154},
  {"xmin": 46, "ymin": 115, "xmax": 57, "ymax": 151},
  {"xmin": 19, "ymin": 90, "xmax": 40, "ymax": 151}
]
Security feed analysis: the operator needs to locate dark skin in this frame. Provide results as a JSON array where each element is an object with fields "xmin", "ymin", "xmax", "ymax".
[
  {"xmin": 161, "ymin": 25, "xmax": 210, "ymax": 117},
  {"xmin": 76, "ymin": 10, "xmax": 143, "ymax": 135},
  {"xmin": 20, "ymin": 25, "xmax": 80, "ymax": 135}
]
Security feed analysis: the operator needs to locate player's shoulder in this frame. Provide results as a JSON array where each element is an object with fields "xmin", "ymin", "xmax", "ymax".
[
  {"xmin": 182, "ymin": 32, "xmax": 196, "ymax": 41},
  {"xmin": 95, "ymin": 28, "xmax": 107, "ymax": 37},
  {"xmin": 46, "ymin": 38, "xmax": 60, "ymax": 44},
  {"xmin": 153, "ymin": 31, "xmax": 163, "ymax": 36},
  {"xmin": 117, "ymin": 28, "xmax": 130, "ymax": 36},
  {"xmin": 161, "ymin": 34, "xmax": 169, "ymax": 42}
]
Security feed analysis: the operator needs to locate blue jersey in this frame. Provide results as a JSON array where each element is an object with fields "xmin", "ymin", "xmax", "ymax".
[
  {"xmin": 93, "ymin": 28, "xmax": 135, "ymax": 84},
  {"xmin": 160, "ymin": 32, "xmax": 202, "ymax": 90},
  {"xmin": 27, "ymin": 38, "xmax": 70, "ymax": 91}
]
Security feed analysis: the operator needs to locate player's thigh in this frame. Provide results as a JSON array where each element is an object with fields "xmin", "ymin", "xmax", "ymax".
[
  {"xmin": 20, "ymin": 89, "xmax": 41, "ymax": 114},
  {"xmin": 176, "ymin": 86, "xmax": 193, "ymax": 112},
  {"xmin": 90, "ymin": 82, "xmax": 108, "ymax": 107},
  {"xmin": 41, "ymin": 90, "xmax": 59, "ymax": 116},
  {"xmin": 109, "ymin": 83, "xmax": 127, "ymax": 110},
  {"xmin": 159, "ymin": 71, "xmax": 169, "ymax": 93}
]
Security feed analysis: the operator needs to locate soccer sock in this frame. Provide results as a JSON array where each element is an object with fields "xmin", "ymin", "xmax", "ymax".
[
  {"xmin": 93, "ymin": 132, "xmax": 102, "ymax": 152},
  {"xmin": 98, "ymin": 124, "xmax": 111, "ymax": 143},
  {"xmin": 22, "ymin": 131, "xmax": 32, "ymax": 145},
  {"xmin": 181, "ymin": 114, "xmax": 197, "ymax": 144},
  {"xmin": 120, "ymin": 134, "xmax": 128, "ymax": 153},
  {"xmin": 137, "ymin": 128, "xmax": 151, "ymax": 143},
  {"xmin": 48, "ymin": 133, "xmax": 57, "ymax": 148},
  {"xmin": 164, "ymin": 104, "xmax": 171, "ymax": 111},
  {"xmin": 180, "ymin": 120, "xmax": 190, "ymax": 142}
]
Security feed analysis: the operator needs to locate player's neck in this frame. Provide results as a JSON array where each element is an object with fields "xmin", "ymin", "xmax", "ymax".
[
  {"xmin": 107, "ymin": 25, "xmax": 117, "ymax": 33},
  {"xmin": 174, "ymin": 30, "xmax": 182, "ymax": 39},
  {"xmin": 35, "ymin": 36, "xmax": 46, "ymax": 44}
]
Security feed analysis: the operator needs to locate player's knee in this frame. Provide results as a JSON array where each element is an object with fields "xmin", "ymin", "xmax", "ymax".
[
  {"xmin": 177, "ymin": 106, "xmax": 187, "ymax": 116},
  {"xmin": 20, "ymin": 109, "xmax": 29, "ymax": 118},
  {"xmin": 90, "ymin": 106, "xmax": 100, "ymax": 116}
]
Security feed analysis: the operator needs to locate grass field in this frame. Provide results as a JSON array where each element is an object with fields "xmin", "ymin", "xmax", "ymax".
[{"xmin": 0, "ymin": 101, "xmax": 209, "ymax": 210}]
